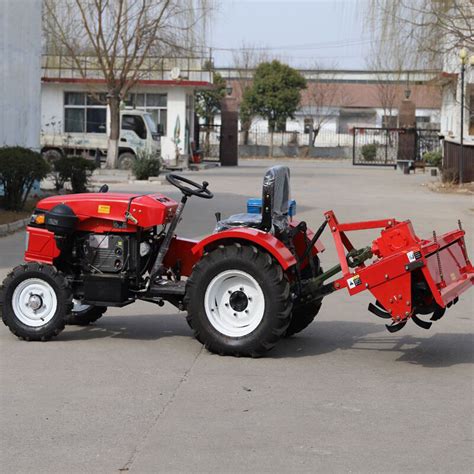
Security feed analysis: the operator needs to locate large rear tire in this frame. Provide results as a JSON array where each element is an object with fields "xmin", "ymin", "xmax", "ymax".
[
  {"xmin": 185, "ymin": 243, "xmax": 292, "ymax": 357},
  {"xmin": 0, "ymin": 263, "xmax": 72, "ymax": 341},
  {"xmin": 285, "ymin": 257, "xmax": 323, "ymax": 337}
]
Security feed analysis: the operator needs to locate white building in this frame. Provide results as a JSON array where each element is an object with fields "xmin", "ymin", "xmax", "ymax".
[
  {"xmin": 215, "ymin": 69, "xmax": 442, "ymax": 146},
  {"xmin": 40, "ymin": 55, "xmax": 213, "ymax": 164},
  {"xmin": 439, "ymin": 51, "xmax": 473, "ymax": 142},
  {"xmin": 0, "ymin": 0, "xmax": 42, "ymax": 149}
]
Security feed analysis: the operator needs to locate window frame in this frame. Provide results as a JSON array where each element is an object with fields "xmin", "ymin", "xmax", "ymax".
[
  {"xmin": 64, "ymin": 92, "xmax": 107, "ymax": 134},
  {"xmin": 124, "ymin": 93, "xmax": 168, "ymax": 136}
]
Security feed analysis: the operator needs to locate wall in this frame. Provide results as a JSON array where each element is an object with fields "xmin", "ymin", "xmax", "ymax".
[
  {"xmin": 0, "ymin": 0, "xmax": 42, "ymax": 149},
  {"xmin": 162, "ymin": 88, "xmax": 187, "ymax": 165}
]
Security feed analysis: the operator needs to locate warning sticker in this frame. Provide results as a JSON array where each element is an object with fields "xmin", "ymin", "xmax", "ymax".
[
  {"xmin": 98, "ymin": 205, "xmax": 111, "ymax": 214},
  {"xmin": 407, "ymin": 250, "xmax": 422, "ymax": 263},
  {"xmin": 347, "ymin": 274, "xmax": 362, "ymax": 289}
]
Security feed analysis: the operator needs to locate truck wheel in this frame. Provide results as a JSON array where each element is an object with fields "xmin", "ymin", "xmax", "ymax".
[
  {"xmin": 285, "ymin": 257, "xmax": 323, "ymax": 337},
  {"xmin": 66, "ymin": 300, "xmax": 106, "ymax": 326},
  {"xmin": 118, "ymin": 152, "xmax": 135, "ymax": 170},
  {"xmin": 185, "ymin": 243, "xmax": 292, "ymax": 357},
  {"xmin": 0, "ymin": 263, "xmax": 72, "ymax": 341},
  {"xmin": 42, "ymin": 149, "xmax": 63, "ymax": 163}
]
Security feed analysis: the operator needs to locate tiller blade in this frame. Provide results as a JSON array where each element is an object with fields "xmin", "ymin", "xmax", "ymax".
[
  {"xmin": 411, "ymin": 315, "xmax": 432, "ymax": 330},
  {"xmin": 385, "ymin": 320, "xmax": 407, "ymax": 333},
  {"xmin": 368, "ymin": 302, "xmax": 391, "ymax": 319},
  {"xmin": 430, "ymin": 306, "xmax": 446, "ymax": 321}
]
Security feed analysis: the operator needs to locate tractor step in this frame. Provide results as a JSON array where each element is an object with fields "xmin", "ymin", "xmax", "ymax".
[{"xmin": 148, "ymin": 279, "xmax": 186, "ymax": 296}]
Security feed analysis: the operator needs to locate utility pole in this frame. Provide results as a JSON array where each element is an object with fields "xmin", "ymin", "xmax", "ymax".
[{"xmin": 459, "ymin": 48, "xmax": 467, "ymax": 184}]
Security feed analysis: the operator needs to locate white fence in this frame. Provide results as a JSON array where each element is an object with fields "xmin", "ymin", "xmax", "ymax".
[{"xmin": 200, "ymin": 130, "xmax": 354, "ymax": 148}]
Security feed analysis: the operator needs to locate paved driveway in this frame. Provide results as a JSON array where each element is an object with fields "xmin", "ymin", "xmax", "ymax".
[{"xmin": 1, "ymin": 160, "xmax": 472, "ymax": 473}]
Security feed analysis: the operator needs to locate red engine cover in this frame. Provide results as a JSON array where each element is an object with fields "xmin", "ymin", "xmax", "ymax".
[{"xmin": 36, "ymin": 192, "xmax": 178, "ymax": 231}]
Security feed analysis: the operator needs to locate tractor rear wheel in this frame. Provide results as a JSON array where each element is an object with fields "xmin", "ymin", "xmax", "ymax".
[
  {"xmin": 0, "ymin": 263, "xmax": 72, "ymax": 341},
  {"xmin": 285, "ymin": 257, "xmax": 323, "ymax": 337},
  {"xmin": 66, "ymin": 300, "xmax": 107, "ymax": 325},
  {"xmin": 185, "ymin": 243, "xmax": 292, "ymax": 357}
]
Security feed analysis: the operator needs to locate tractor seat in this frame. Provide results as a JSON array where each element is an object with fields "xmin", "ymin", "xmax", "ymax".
[{"xmin": 216, "ymin": 165, "xmax": 291, "ymax": 234}]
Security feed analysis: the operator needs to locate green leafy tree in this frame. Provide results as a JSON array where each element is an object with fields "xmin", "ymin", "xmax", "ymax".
[
  {"xmin": 241, "ymin": 60, "xmax": 306, "ymax": 155},
  {"xmin": 0, "ymin": 147, "xmax": 50, "ymax": 211},
  {"xmin": 195, "ymin": 72, "xmax": 226, "ymax": 156}
]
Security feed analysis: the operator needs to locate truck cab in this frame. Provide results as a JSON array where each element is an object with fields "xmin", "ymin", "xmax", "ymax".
[{"xmin": 41, "ymin": 109, "xmax": 161, "ymax": 169}]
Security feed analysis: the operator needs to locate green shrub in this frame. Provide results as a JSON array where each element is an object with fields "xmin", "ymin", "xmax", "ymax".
[
  {"xmin": 361, "ymin": 143, "xmax": 377, "ymax": 162},
  {"xmin": 0, "ymin": 146, "xmax": 50, "ymax": 210},
  {"xmin": 52, "ymin": 156, "xmax": 96, "ymax": 193},
  {"xmin": 423, "ymin": 150, "xmax": 442, "ymax": 169},
  {"xmin": 132, "ymin": 153, "xmax": 161, "ymax": 180}
]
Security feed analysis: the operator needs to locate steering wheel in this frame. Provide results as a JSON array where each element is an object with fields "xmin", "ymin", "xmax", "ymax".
[{"xmin": 166, "ymin": 173, "xmax": 213, "ymax": 199}]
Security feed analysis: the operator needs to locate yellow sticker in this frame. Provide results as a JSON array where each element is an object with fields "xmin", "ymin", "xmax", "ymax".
[{"xmin": 98, "ymin": 204, "xmax": 111, "ymax": 214}]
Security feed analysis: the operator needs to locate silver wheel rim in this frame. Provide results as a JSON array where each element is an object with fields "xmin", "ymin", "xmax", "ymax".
[
  {"xmin": 11, "ymin": 278, "xmax": 58, "ymax": 327},
  {"xmin": 204, "ymin": 269, "xmax": 265, "ymax": 337}
]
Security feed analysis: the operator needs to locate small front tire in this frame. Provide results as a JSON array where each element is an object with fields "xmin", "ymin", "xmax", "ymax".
[
  {"xmin": 0, "ymin": 263, "xmax": 72, "ymax": 341},
  {"xmin": 66, "ymin": 301, "xmax": 107, "ymax": 326}
]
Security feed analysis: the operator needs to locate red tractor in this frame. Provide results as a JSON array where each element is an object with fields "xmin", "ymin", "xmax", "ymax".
[{"xmin": 1, "ymin": 166, "xmax": 472, "ymax": 357}]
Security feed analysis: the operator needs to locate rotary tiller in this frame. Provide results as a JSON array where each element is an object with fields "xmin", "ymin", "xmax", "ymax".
[{"xmin": 1, "ymin": 166, "xmax": 472, "ymax": 356}]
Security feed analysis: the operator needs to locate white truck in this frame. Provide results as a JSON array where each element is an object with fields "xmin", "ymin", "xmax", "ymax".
[{"xmin": 41, "ymin": 109, "xmax": 161, "ymax": 169}]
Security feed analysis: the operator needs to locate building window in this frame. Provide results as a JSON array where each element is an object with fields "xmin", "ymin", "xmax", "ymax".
[
  {"xmin": 64, "ymin": 92, "xmax": 107, "ymax": 133},
  {"xmin": 416, "ymin": 116, "xmax": 430, "ymax": 127},
  {"xmin": 124, "ymin": 93, "xmax": 167, "ymax": 136}
]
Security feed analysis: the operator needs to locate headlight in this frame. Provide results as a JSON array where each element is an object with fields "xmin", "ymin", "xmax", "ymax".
[{"xmin": 30, "ymin": 210, "xmax": 45, "ymax": 226}]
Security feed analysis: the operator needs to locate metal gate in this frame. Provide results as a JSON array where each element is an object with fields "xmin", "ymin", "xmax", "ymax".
[
  {"xmin": 198, "ymin": 124, "xmax": 221, "ymax": 161},
  {"xmin": 353, "ymin": 127, "xmax": 441, "ymax": 167},
  {"xmin": 352, "ymin": 127, "xmax": 399, "ymax": 167},
  {"xmin": 416, "ymin": 128, "xmax": 441, "ymax": 160}
]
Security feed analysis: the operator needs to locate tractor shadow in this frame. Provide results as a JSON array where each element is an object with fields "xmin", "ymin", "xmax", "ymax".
[
  {"xmin": 60, "ymin": 316, "xmax": 474, "ymax": 368},
  {"xmin": 272, "ymin": 320, "xmax": 474, "ymax": 368},
  {"xmin": 59, "ymin": 313, "xmax": 192, "ymax": 342}
]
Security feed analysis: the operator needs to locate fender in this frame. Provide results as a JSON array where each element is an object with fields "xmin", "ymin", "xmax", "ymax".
[
  {"xmin": 192, "ymin": 228, "xmax": 297, "ymax": 270},
  {"xmin": 24, "ymin": 227, "xmax": 60, "ymax": 264}
]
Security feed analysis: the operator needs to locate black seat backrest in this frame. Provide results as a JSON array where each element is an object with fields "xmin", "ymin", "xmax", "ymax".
[{"xmin": 260, "ymin": 166, "xmax": 291, "ymax": 233}]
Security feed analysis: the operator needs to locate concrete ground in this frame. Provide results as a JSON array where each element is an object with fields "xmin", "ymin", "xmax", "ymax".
[{"xmin": 0, "ymin": 159, "xmax": 473, "ymax": 473}]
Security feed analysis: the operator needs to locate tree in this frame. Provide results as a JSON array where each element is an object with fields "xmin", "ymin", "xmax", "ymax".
[
  {"xmin": 43, "ymin": 0, "xmax": 213, "ymax": 168},
  {"xmin": 242, "ymin": 60, "xmax": 306, "ymax": 155},
  {"xmin": 304, "ymin": 63, "xmax": 353, "ymax": 146},
  {"xmin": 232, "ymin": 43, "xmax": 270, "ymax": 144},
  {"xmin": 195, "ymin": 72, "xmax": 226, "ymax": 157},
  {"xmin": 366, "ymin": 50, "xmax": 406, "ymax": 128},
  {"xmin": 369, "ymin": 1, "xmax": 473, "ymax": 65},
  {"xmin": 0, "ymin": 147, "xmax": 50, "ymax": 211}
]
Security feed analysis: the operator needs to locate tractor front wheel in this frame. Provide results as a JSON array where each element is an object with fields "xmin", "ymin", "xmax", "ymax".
[
  {"xmin": 0, "ymin": 263, "xmax": 72, "ymax": 341},
  {"xmin": 185, "ymin": 243, "xmax": 292, "ymax": 357}
]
